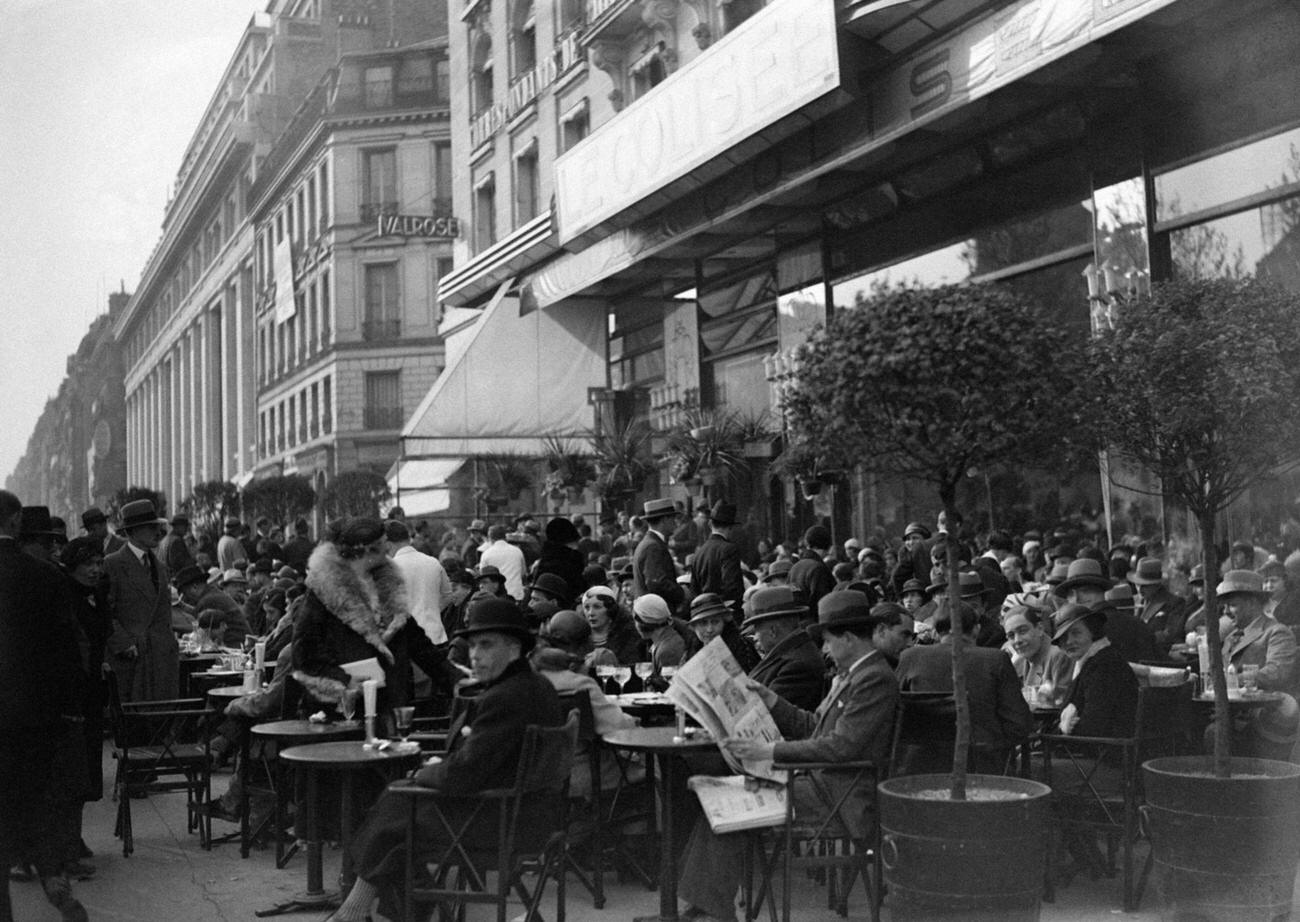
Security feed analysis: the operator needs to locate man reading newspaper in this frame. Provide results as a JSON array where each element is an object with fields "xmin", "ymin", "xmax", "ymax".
[{"xmin": 676, "ymin": 590, "xmax": 899, "ymax": 922}]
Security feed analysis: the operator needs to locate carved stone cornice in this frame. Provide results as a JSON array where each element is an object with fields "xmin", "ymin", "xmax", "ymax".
[{"xmin": 588, "ymin": 40, "xmax": 627, "ymax": 111}]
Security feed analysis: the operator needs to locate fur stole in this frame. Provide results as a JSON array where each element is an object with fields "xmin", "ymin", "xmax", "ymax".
[{"xmin": 303, "ymin": 542, "xmax": 410, "ymax": 664}]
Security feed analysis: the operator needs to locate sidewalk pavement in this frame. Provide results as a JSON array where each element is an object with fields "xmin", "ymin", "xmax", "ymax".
[{"xmin": 6, "ymin": 750, "xmax": 1264, "ymax": 921}]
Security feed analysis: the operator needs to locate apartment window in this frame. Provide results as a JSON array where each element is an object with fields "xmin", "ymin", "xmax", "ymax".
[
  {"xmin": 514, "ymin": 143, "xmax": 540, "ymax": 225},
  {"xmin": 471, "ymin": 33, "xmax": 494, "ymax": 115},
  {"xmin": 322, "ymin": 376, "xmax": 333, "ymax": 434},
  {"xmin": 559, "ymin": 98, "xmax": 589, "ymax": 153},
  {"xmin": 307, "ymin": 175, "xmax": 317, "ymax": 240},
  {"xmin": 630, "ymin": 44, "xmax": 669, "ymax": 101},
  {"xmin": 320, "ymin": 269, "xmax": 332, "ymax": 346},
  {"xmin": 364, "ymin": 371, "xmax": 403, "ymax": 429},
  {"xmin": 296, "ymin": 187, "xmax": 306, "ymax": 243},
  {"xmin": 433, "ymin": 142, "xmax": 453, "ymax": 214},
  {"xmin": 306, "ymin": 285, "xmax": 318, "ymax": 355},
  {"xmin": 318, "ymin": 160, "xmax": 329, "ymax": 233},
  {"xmin": 310, "ymin": 382, "xmax": 320, "ymax": 438},
  {"xmin": 363, "ymin": 263, "xmax": 401, "ymax": 340},
  {"xmin": 510, "ymin": 1, "xmax": 537, "ymax": 78},
  {"xmin": 364, "ymin": 65, "xmax": 394, "ymax": 107},
  {"xmin": 722, "ymin": 0, "xmax": 763, "ymax": 33},
  {"xmin": 288, "ymin": 397, "xmax": 298, "ymax": 447},
  {"xmin": 398, "ymin": 56, "xmax": 434, "ymax": 98},
  {"xmin": 435, "ymin": 57, "xmax": 451, "ymax": 104},
  {"xmin": 558, "ymin": 0, "xmax": 584, "ymax": 32},
  {"xmin": 361, "ymin": 148, "xmax": 397, "ymax": 223},
  {"xmin": 473, "ymin": 173, "xmax": 496, "ymax": 254},
  {"xmin": 299, "ymin": 390, "xmax": 308, "ymax": 443},
  {"xmin": 259, "ymin": 411, "xmax": 267, "ymax": 458}
]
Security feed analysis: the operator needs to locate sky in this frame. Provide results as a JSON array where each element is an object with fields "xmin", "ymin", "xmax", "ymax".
[{"xmin": 0, "ymin": 0, "xmax": 262, "ymax": 483}]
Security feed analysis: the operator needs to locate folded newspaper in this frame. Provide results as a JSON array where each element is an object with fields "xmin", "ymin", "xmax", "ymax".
[
  {"xmin": 687, "ymin": 775, "xmax": 787, "ymax": 833},
  {"xmin": 666, "ymin": 637, "xmax": 785, "ymax": 783}
]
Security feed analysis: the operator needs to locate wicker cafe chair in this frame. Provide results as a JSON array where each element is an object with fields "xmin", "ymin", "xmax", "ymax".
[
  {"xmin": 108, "ymin": 679, "xmax": 215, "ymax": 857},
  {"xmin": 743, "ymin": 760, "xmax": 883, "ymax": 922},
  {"xmin": 390, "ymin": 711, "xmax": 580, "ymax": 922},
  {"xmin": 1039, "ymin": 680, "xmax": 1192, "ymax": 911}
]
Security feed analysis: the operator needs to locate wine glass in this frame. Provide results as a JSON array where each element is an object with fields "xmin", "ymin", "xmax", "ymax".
[
  {"xmin": 341, "ymin": 688, "xmax": 359, "ymax": 722},
  {"xmin": 613, "ymin": 665, "xmax": 632, "ymax": 695},
  {"xmin": 595, "ymin": 663, "xmax": 616, "ymax": 695},
  {"xmin": 634, "ymin": 661, "xmax": 654, "ymax": 692},
  {"xmin": 393, "ymin": 706, "xmax": 415, "ymax": 743}
]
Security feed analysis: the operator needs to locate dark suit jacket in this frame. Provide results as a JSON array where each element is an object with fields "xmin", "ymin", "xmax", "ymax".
[
  {"xmin": 690, "ymin": 533, "xmax": 744, "ymax": 611},
  {"xmin": 104, "ymin": 543, "xmax": 179, "ymax": 701},
  {"xmin": 769, "ymin": 649, "xmax": 899, "ymax": 839},
  {"xmin": 1138, "ymin": 586, "xmax": 1187, "ymax": 651},
  {"xmin": 895, "ymin": 642, "xmax": 1034, "ymax": 753},
  {"xmin": 633, "ymin": 530, "xmax": 682, "ymax": 611},
  {"xmin": 789, "ymin": 550, "xmax": 835, "ymax": 612},
  {"xmin": 1101, "ymin": 609, "xmax": 1160, "ymax": 665},
  {"xmin": 749, "ymin": 628, "xmax": 826, "ymax": 712}
]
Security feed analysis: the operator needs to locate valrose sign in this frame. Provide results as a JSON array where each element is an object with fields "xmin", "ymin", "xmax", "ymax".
[{"xmin": 553, "ymin": 0, "xmax": 840, "ymax": 245}]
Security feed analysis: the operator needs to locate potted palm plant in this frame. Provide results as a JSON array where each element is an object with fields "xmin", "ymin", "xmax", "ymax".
[
  {"xmin": 786, "ymin": 282, "xmax": 1082, "ymax": 918},
  {"xmin": 1089, "ymin": 276, "xmax": 1300, "ymax": 920},
  {"xmin": 542, "ymin": 434, "xmax": 596, "ymax": 506},
  {"xmin": 588, "ymin": 421, "xmax": 655, "ymax": 513}
]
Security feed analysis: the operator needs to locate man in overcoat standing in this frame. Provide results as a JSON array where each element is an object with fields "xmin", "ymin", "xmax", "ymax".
[
  {"xmin": 105, "ymin": 499, "xmax": 179, "ymax": 701},
  {"xmin": 690, "ymin": 500, "xmax": 745, "ymax": 614},
  {"xmin": 633, "ymin": 498, "xmax": 684, "ymax": 612}
]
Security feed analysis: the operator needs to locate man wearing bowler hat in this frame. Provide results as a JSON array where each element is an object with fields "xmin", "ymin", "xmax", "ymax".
[
  {"xmin": 678, "ymin": 590, "xmax": 898, "ymax": 922},
  {"xmin": 327, "ymin": 597, "xmax": 564, "ymax": 922},
  {"xmin": 744, "ymin": 586, "xmax": 824, "ymax": 710},
  {"xmin": 634, "ymin": 498, "xmax": 684, "ymax": 611},
  {"xmin": 1216, "ymin": 569, "xmax": 1300, "ymax": 760},
  {"xmin": 104, "ymin": 499, "xmax": 179, "ymax": 701},
  {"xmin": 690, "ymin": 500, "xmax": 744, "ymax": 613}
]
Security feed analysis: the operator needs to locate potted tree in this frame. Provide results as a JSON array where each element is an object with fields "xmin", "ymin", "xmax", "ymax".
[
  {"xmin": 588, "ymin": 420, "xmax": 655, "ymax": 514},
  {"xmin": 542, "ymin": 435, "xmax": 596, "ymax": 507},
  {"xmin": 786, "ymin": 282, "xmax": 1082, "ymax": 918},
  {"xmin": 1089, "ymin": 276, "xmax": 1300, "ymax": 919}
]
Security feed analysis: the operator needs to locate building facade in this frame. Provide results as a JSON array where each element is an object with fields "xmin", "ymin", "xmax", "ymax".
[
  {"xmin": 248, "ymin": 32, "xmax": 455, "ymax": 499},
  {"xmin": 7, "ymin": 289, "xmax": 130, "ymax": 524},
  {"xmin": 416, "ymin": 0, "xmax": 1300, "ymax": 549},
  {"xmin": 114, "ymin": 0, "xmax": 445, "ymax": 512}
]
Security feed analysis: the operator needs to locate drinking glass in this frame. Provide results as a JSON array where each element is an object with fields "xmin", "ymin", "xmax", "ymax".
[
  {"xmin": 660, "ymin": 665, "xmax": 677, "ymax": 680},
  {"xmin": 341, "ymin": 689, "xmax": 359, "ymax": 722},
  {"xmin": 393, "ymin": 706, "xmax": 415, "ymax": 743},
  {"xmin": 1241, "ymin": 664, "xmax": 1260, "ymax": 692},
  {"xmin": 595, "ymin": 663, "xmax": 616, "ymax": 694},
  {"xmin": 634, "ymin": 661, "xmax": 654, "ymax": 690},
  {"xmin": 613, "ymin": 666, "xmax": 632, "ymax": 694}
]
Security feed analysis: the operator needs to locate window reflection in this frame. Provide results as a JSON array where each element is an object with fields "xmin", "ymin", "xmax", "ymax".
[
  {"xmin": 1155, "ymin": 126, "xmax": 1300, "ymax": 223},
  {"xmin": 1170, "ymin": 197, "xmax": 1300, "ymax": 292}
]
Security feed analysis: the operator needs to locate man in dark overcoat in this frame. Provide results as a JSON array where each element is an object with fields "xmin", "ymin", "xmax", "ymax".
[
  {"xmin": 104, "ymin": 499, "xmax": 179, "ymax": 701},
  {"xmin": 633, "ymin": 498, "xmax": 684, "ymax": 611},
  {"xmin": 690, "ymin": 500, "xmax": 745, "ymax": 615}
]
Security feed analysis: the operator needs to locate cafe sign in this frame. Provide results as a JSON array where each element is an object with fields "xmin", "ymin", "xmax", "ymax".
[{"xmin": 377, "ymin": 213, "xmax": 461, "ymax": 239}]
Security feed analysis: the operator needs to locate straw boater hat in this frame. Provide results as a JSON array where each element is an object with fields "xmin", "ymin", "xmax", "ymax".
[
  {"xmin": 1053, "ymin": 558, "xmax": 1112, "ymax": 598},
  {"xmin": 642, "ymin": 498, "xmax": 678, "ymax": 521},
  {"xmin": 903, "ymin": 522, "xmax": 931, "ymax": 540},
  {"xmin": 741, "ymin": 586, "xmax": 806, "ymax": 630}
]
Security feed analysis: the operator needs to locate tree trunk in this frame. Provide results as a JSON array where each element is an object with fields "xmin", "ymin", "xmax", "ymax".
[
  {"xmin": 1199, "ymin": 511, "xmax": 1231, "ymax": 778},
  {"xmin": 944, "ymin": 494, "xmax": 971, "ymax": 800}
]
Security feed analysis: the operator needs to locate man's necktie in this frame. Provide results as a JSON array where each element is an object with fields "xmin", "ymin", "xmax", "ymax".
[{"xmin": 145, "ymin": 552, "xmax": 158, "ymax": 590}]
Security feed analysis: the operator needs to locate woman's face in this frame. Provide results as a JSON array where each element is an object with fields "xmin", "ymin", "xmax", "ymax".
[
  {"xmin": 901, "ymin": 591, "xmax": 923, "ymax": 613},
  {"xmin": 1004, "ymin": 613, "xmax": 1044, "ymax": 659},
  {"xmin": 583, "ymin": 597, "xmax": 612, "ymax": 631},
  {"xmin": 1061, "ymin": 621, "xmax": 1095, "ymax": 660},
  {"xmin": 692, "ymin": 614, "xmax": 727, "ymax": 645},
  {"xmin": 1264, "ymin": 576, "xmax": 1285, "ymax": 597},
  {"xmin": 71, "ymin": 558, "xmax": 102, "ymax": 588}
]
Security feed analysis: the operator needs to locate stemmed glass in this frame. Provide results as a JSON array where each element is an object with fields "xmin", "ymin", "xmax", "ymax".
[
  {"xmin": 634, "ymin": 661, "xmax": 654, "ymax": 692},
  {"xmin": 613, "ymin": 665, "xmax": 632, "ymax": 695},
  {"xmin": 595, "ymin": 663, "xmax": 616, "ymax": 695},
  {"xmin": 341, "ymin": 688, "xmax": 359, "ymax": 722},
  {"xmin": 393, "ymin": 706, "xmax": 415, "ymax": 743}
]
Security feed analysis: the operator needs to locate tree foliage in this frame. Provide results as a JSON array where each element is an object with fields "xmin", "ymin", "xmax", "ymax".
[
  {"xmin": 785, "ymin": 283, "xmax": 1084, "ymax": 507},
  {"xmin": 242, "ymin": 474, "xmax": 316, "ymax": 527},
  {"xmin": 1089, "ymin": 277, "xmax": 1300, "ymax": 776},
  {"xmin": 107, "ymin": 486, "xmax": 167, "ymax": 522},
  {"xmin": 322, "ymin": 470, "xmax": 392, "ymax": 519},
  {"xmin": 183, "ymin": 480, "xmax": 240, "ymax": 549}
]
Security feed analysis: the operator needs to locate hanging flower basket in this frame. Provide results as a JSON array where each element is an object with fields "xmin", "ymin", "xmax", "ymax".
[{"xmin": 800, "ymin": 477, "xmax": 822, "ymax": 499}]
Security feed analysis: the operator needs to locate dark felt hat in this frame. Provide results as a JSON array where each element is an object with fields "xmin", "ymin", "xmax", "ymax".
[
  {"xmin": 709, "ymin": 500, "xmax": 737, "ymax": 527},
  {"xmin": 455, "ymin": 596, "xmax": 534, "ymax": 646},
  {"xmin": 530, "ymin": 572, "xmax": 570, "ymax": 601},
  {"xmin": 545, "ymin": 517, "xmax": 580, "ymax": 544},
  {"xmin": 903, "ymin": 522, "xmax": 931, "ymax": 540},
  {"xmin": 1053, "ymin": 558, "xmax": 1112, "ymax": 597},
  {"xmin": 81, "ymin": 506, "xmax": 107, "ymax": 528},
  {"xmin": 688, "ymin": 592, "xmax": 731, "ymax": 625},
  {"xmin": 901, "ymin": 578, "xmax": 928, "ymax": 597},
  {"xmin": 476, "ymin": 565, "xmax": 504, "ymax": 582},
  {"xmin": 765, "ymin": 559, "xmax": 793, "ymax": 580},
  {"xmin": 1128, "ymin": 557, "xmax": 1165, "ymax": 586},
  {"xmin": 18, "ymin": 506, "xmax": 62, "ymax": 540},
  {"xmin": 741, "ymin": 586, "xmax": 806, "ymax": 629},
  {"xmin": 173, "ymin": 565, "xmax": 208, "ymax": 590},
  {"xmin": 1051, "ymin": 601, "xmax": 1106, "ymax": 641},
  {"xmin": 808, "ymin": 590, "xmax": 874, "ymax": 642}
]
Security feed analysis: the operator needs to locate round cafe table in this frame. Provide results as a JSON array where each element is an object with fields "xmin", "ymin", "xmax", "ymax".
[
  {"xmin": 610, "ymin": 692, "xmax": 677, "ymax": 726},
  {"xmin": 240, "ymin": 719, "xmax": 364, "ymax": 861},
  {"xmin": 601, "ymin": 726, "xmax": 718, "ymax": 922},
  {"xmin": 255, "ymin": 740, "xmax": 421, "ymax": 917}
]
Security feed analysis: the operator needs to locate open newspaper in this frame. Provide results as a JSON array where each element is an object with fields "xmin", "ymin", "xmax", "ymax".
[{"xmin": 666, "ymin": 637, "xmax": 785, "ymax": 783}]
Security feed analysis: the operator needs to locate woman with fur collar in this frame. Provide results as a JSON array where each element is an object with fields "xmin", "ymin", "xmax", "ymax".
[{"xmin": 292, "ymin": 517, "xmax": 461, "ymax": 716}]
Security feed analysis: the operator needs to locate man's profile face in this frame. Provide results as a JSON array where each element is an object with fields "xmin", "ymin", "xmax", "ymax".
[
  {"xmin": 469, "ymin": 631, "xmax": 519, "ymax": 683},
  {"xmin": 874, "ymin": 617, "xmax": 915, "ymax": 659},
  {"xmin": 1068, "ymin": 587, "xmax": 1104, "ymax": 607},
  {"xmin": 1224, "ymin": 595, "xmax": 1263, "ymax": 631},
  {"xmin": 129, "ymin": 524, "xmax": 162, "ymax": 550}
]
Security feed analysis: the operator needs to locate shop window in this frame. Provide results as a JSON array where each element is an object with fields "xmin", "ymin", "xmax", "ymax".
[
  {"xmin": 1155, "ymin": 126, "xmax": 1300, "ymax": 224},
  {"xmin": 364, "ymin": 371, "xmax": 402, "ymax": 430},
  {"xmin": 363, "ymin": 263, "xmax": 401, "ymax": 341},
  {"xmin": 361, "ymin": 148, "xmax": 397, "ymax": 223}
]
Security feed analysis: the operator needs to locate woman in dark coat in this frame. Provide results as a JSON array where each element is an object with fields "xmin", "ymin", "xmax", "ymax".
[
  {"xmin": 533, "ymin": 517, "xmax": 588, "ymax": 605},
  {"xmin": 291, "ymin": 518, "xmax": 461, "ymax": 718}
]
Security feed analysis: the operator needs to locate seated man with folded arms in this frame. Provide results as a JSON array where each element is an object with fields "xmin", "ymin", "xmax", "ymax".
[{"xmin": 677, "ymin": 590, "xmax": 899, "ymax": 922}]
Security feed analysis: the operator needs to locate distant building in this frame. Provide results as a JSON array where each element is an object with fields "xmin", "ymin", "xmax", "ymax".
[
  {"xmin": 6, "ymin": 288, "xmax": 130, "ymax": 524},
  {"xmin": 247, "ymin": 31, "xmax": 454, "ymax": 501}
]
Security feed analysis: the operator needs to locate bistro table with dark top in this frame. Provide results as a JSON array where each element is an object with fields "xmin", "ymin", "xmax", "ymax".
[
  {"xmin": 178, "ymin": 655, "xmax": 225, "ymax": 696},
  {"xmin": 601, "ymin": 725, "xmax": 718, "ymax": 922},
  {"xmin": 610, "ymin": 692, "xmax": 677, "ymax": 726},
  {"xmin": 207, "ymin": 684, "xmax": 249, "ymax": 707},
  {"xmin": 255, "ymin": 740, "xmax": 422, "ymax": 917},
  {"xmin": 240, "ymin": 719, "xmax": 364, "ymax": 861}
]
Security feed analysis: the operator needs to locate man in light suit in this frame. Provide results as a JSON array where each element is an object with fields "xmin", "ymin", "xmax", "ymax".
[
  {"xmin": 677, "ymin": 590, "xmax": 899, "ymax": 922},
  {"xmin": 633, "ymin": 498, "xmax": 683, "ymax": 612},
  {"xmin": 105, "ymin": 499, "xmax": 179, "ymax": 702},
  {"xmin": 1217, "ymin": 569, "xmax": 1299, "ymax": 760}
]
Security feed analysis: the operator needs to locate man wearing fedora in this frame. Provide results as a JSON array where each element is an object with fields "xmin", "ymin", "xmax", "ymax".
[
  {"xmin": 690, "ymin": 500, "xmax": 744, "ymax": 613},
  {"xmin": 1129, "ymin": 557, "xmax": 1187, "ymax": 651},
  {"xmin": 104, "ymin": 499, "xmax": 180, "ymax": 702},
  {"xmin": 80, "ymin": 505, "xmax": 125, "ymax": 557},
  {"xmin": 634, "ymin": 498, "xmax": 684, "ymax": 611},
  {"xmin": 17, "ymin": 506, "xmax": 66, "ymax": 565},
  {"xmin": 1054, "ymin": 557, "xmax": 1158, "ymax": 664},
  {"xmin": 744, "ymin": 586, "xmax": 824, "ymax": 711},
  {"xmin": 159, "ymin": 513, "xmax": 195, "ymax": 575},
  {"xmin": 789, "ymin": 525, "xmax": 836, "ymax": 612},
  {"xmin": 678, "ymin": 590, "xmax": 898, "ymax": 922},
  {"xmin": 1216, "ymin": 569, "xmax": 1300, "ymax": 760},
  {"xmin": 535, "ymin": 516, "xmax": 586, "ymax": 605},
  {"xmin": 326, "ymin": 597, "xmax": 564, "ymax": 922}
]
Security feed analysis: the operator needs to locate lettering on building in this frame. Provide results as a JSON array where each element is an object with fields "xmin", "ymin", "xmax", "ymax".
[
  {"xmin": 471, "ymin": 31, "xmax": 582, "ymax": 148},
  {"xmin": 377, "ymin": 213, "xmax": 462, "ymax": 238}
]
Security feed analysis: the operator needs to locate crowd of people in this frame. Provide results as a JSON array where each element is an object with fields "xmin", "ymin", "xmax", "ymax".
[{"xmin": 4, "ymin": 485, "xmax": 1299, "ymax": 922}]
